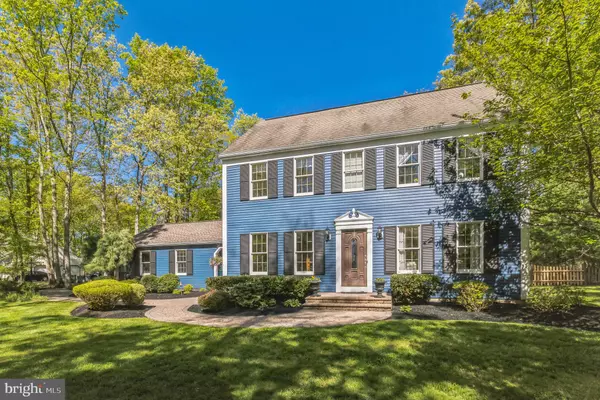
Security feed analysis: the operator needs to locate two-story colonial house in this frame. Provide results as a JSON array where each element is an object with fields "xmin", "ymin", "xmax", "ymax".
[{"xmin": 219, "ymin": 83, "xmax": 525, "ymax": 299}]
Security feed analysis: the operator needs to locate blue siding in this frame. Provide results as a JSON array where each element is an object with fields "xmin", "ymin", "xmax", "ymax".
[
  {"xmin": 226, "ymin": 144, "xmax": 521, "ymax": 298},
  {"xmin": 154, "ymin": 247, "xmax": 218, "ymax": 289}
]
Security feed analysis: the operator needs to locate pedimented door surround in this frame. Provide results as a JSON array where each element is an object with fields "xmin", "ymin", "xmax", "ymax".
[{"xmin": 335, "ymin": 210, "xmax": 373, "ymax": 293}]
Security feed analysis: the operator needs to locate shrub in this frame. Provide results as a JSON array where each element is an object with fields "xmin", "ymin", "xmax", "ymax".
[
  {"xmin": 228, "ymin": 281, "xmax": 276, "ymax": 310},
  {"xmin": 197, "ymin": 290, "xmax": 232, "ymax": 312},
  {"xmin": 157, "ymin": 274, "xmax": 180, "ymax": 293},
  {"xmin": 73, "ymin": 280, "xmax": 132, "ymax": 311},
  {"xmin": 399, "ymin": 305, "xmax": 412, "ymax": 313},
  {"xmin": 173, "ymin": 289, "xmax": 182, "ymax": 295},
  {"xmin": 92, "ymin": 276, "xmax": 112, "ymax": 281},
  {"xmin": 121, "ymin": 279, "xmax": 140, "ymax": 285},
  {"xmin": 140, "ymin": 275, "xmax": 159, "ymax": 293},
  {"xmin": 527, "ymin": 286, "xmax": 584, "ymax": 313},
  {"xmin": 198, "ymin": 287, "xmax": 208, "ymax": 293},
  {"xmin": 454, "ymin": 280, "xmax": 494, "ymax": 312},
  {"xmin": 0, "ymin": 279, "xmax": 19, "ymax": 294},
  {"xmin": 283, "ymin": 298, "xmax": 302, "ymax": 308},
  {"xmin": 183, "ymin": 284, "xmax": 194, "ymax": 294},
  {"xmin": 390, "ymin": 274, "xmax": 441, "ymax": 305},
  {"xmin": 123, "ymin": 283, "xmax": 146, "ymax": 307}
]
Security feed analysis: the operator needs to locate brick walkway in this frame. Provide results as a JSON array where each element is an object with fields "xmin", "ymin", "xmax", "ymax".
[{"xmin": 144, "ymin": 297, "xmax": 391, "ymax": 328}]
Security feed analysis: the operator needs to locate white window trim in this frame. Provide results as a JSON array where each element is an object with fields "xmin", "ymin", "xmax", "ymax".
[
  {"xmin": 342, "ymin": 149, "xmax": 365, "ymax": 192},
  {"xmin": 456, "ymin": 221, "xmax": 484, "ymax": 274},
  {"xmin": 396, "ymin": 141, "xmax": 421, "ymax": 187},
  {"xmin": 456, "ymin": 136, "xmax": 484, "ymax": 182},
  {"xmin": 140, "ymin": 250, "xmax": 151, "ymax": 276},
  {"xmin": 294, "ymin": 156, "xmax": 314, "ymax": 196},
  {"xmin": 249, "ymin": 233, "xmax": 269, "ymax": 276},
  {"xmin": 250, "ymin": 162, "xmax": 268, "ymax": 200},
  {"xmin": 397, "ymin": 225, "xmax": 421, "ymax": 274},
  {"xmin": 175, "ymin": 249, "xmax": 188, "ymax": 276},
  {"xmin": 294, "ymin": 230, "xmax": 315, "ymax": 276}
]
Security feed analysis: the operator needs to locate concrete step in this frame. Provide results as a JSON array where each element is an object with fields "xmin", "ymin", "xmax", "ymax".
[
  {"xmin": 305, "ymin": 298, "xmax": 391, "ymax": 305},
  {"xmin": 303, "ymin": 306, "xmax": 392, "ymax": 312}
]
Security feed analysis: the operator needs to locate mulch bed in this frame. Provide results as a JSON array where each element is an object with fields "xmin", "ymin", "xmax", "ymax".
[
  {"xmin": 393, "ymin": 303, "xmax": 600, "ymax": 332},
  {"xmin": 71, "ymin": 304, "xmax": 153, "ymax": 319},
  {"xmin": 145, "ymin": 291, "xmax": 205, "ymax": 300},
  {"xmin": 188, "ymin": 304, "xmax": 303, "ymax": 316}
]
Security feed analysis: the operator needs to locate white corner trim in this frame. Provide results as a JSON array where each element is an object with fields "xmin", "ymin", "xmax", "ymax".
[
  {"xmin": 213, "ymin": 247, "xmax": 222, "ymax": 277},
  {"xmin": 334, "ymin": 210, "xmax": 374, "ymax": 293},
  {"xmin": 222, "ymin": 164, "xmax": 228, "ymax": 276},
  {"xmin": 520, "ymin": 210, "xmax": 531, "ymax": 300}
]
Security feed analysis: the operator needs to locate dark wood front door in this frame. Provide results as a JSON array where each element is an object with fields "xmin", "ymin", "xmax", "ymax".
[{"xmin": 342, "ymin": 230, "xmax": 367, "ymax": 287}]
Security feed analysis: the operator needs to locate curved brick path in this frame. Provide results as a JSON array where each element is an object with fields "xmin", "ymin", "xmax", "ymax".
[{"xmin": 144, "ymin": 297, "xmax": 391, "ymax": 328}]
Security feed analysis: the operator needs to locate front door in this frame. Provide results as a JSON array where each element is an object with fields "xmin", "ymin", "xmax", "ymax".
[{"xmin": 342, "ymin": 230, "xmax": 367, "ymax": 287}]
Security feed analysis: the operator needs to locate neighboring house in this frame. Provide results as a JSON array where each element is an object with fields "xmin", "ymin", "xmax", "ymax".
[
  {"xmin": 0, "ymin": 248, "xmax": 83, "ymax": 281},
  {"xmin": 219, "ymin": 83, "xmax": 526, "ymax": 299},
  {"xmin": 132, "ymin": 221, "xmax": 222, "ymax": 288}
]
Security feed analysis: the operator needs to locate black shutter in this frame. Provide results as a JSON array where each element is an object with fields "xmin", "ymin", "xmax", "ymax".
[
  {"xmin": 268, "ymin": 232, "xmax": 278, "ymax": 275},
  {"xmin": 383, "ymin": 146, "xmax": 396, "ymax": 189},
  {"xmin": 442, "ymin": 138, "xmax": 457, "ymax": 183},
  {"xmin": 186, "ymin": 249, "xmax": 193, "ymax": 276},
  {"xmin": 421, "ymin": 224, "xmax": 435, "ymax": 274},
  {"xmin": 168, "ymin": 250, "xmax": 175, "ymax": 274},
  {"xmin": 132, "ymin": 250, "xmax": 141, "ymax": 277},
  {"xmin": 268, "ymin": 160, "xmax": 278, "ymax": 199},
  {"xmin": 365, "ymin": 148, "xmax": 377, "ymax": 190},
  {"xmin": 150, "ymin": 251, "xmax": 157, "ymax": 275},
  {"xmin": 331, "ymin": 153, "xmax": 343, "ymax": 193},
  {"xmin": 240, "ymin": 164, "xmax": 250, "ymax": 201},
  {"xmin": 484, "ymin": 221, "xmax": 500, "ymax": 273},
  {"xmin": 314, "ymin": 231, "xmax": 325, "ymax": 275},
  {"xmin": 384, "ymin": 226, "xmax": 396, "ymax": 275},
  {"xmin": 314, "ymin": 155, "xmax": 325, "ymax": 195},
  {"xmin": 283, "ymin": 159, "xmax": 294, "ymax": 197},
  {"xmin": 240, "ymin": 234, "xmax": 249, "ymax": 275},
  {"xmin": 284, "ymin": 232, "xmax": 294, "ymax": 275},
  {"xmin": 442, "ymin": 223, "xmax": 457, "ymax": 273},
  {"xmin": 421, "ymin": 141, "xmax": 435, "ymax": 185}
]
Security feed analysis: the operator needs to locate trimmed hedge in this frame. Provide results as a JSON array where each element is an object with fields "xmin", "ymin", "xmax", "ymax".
[
  {"xmin": 454, "ymin": 280, "xmax": 494, "ymax": 312},
  {"xmin": 140, "ymin": 275, "xmax": 159, "ymax": 293},
  {"xmin": 390, "ymin": 274, "xmax": 441, "ymax": 305},
  {"xmin": 123, "ymin": 283, "xmax": 146, "ymax": 307},
  {"xmin": 198, "ymin": 289, "xmax": 232, "ymax": 312},
  {"xmin": 157, "ymin": 274, "xmax": 180, "ymax": 293},
  {"xmin": 73, "ymin": 280, "xmax": 132, "ymax": 311},
  {"xmin": 205, "ymin": 276, "xmax": 312, "ymax": 310},
  {"xmin": 527, "ymin": 286, "xmax": 584, "ymax": 313}
]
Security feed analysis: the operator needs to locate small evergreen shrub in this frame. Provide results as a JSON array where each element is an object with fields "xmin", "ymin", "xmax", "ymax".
[
  {"xmin": 140, "ymin": 275, "xmax": 159, "ymax": 293},
  {"xmin": 121, "ymin": 279, "xmax": 140, "ymax": 285},
  {"xmin": 454, "ymin": 280, "xmax": 494, "ymax": 312},
  {"xmin": 197, "ymin": 290, "xmax": 232, "ymax": 312},
  {"xmin": 399, "ymin": 305, "xmax": 412, "ymax": 313},
  {"xmin": 390, "ymin": 274, "xmax": 441, "ymax": 305},
  {"xmin": 157, "ymin": 274, "xmax": 180, "ymax": 293},
  {"xmin": 73, "ymin": 280, "xmax": 132, "ymax": 311},
  {"xmin": 123, "ymin": 283, "xmax": 146, "ymax": 307},
  {"xmin": 527, "ymin": 286, "xmax": 584, "ymax": 313},
  {"xmin": 283, "ymin": 298, "xmax": 302, "ymax": 308},
  {"xmin": 183, "ymin": 284, "xmax": 194, "ymax": 294},
  {"xmin": 172, "ymin": 289, "xmax": 182, "ymax": 295}
]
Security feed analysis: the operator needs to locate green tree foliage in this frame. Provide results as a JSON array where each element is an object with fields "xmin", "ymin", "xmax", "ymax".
[
  {"xmin": 87, "ymin": 230, "xmax": 134, "ymax": 274},
  {"xmin": 439, "ymin": 0, "xmax": 600, "ymax": 263},
  {"xmin": 232, "ymin": 109, "xmax": 260, "ymax": 137}
]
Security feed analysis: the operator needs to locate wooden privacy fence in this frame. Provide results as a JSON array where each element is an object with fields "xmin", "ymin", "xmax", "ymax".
[{"xmin": 532, "ymin": 263, "xmax": 600, "ymax": 286}]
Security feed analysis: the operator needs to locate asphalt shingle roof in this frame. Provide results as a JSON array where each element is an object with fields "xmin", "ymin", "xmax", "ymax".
[
  {"xmin": 221, "ymin": 83, "xmax": 495, "ymax": 158},
  {"xmin": 134, "ymin": 221, "xmax": 222, "ymax": 248}
]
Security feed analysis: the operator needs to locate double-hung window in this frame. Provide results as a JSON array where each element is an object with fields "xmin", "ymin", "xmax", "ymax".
[
  {"xmin": 250, "ymin": 233, "xmax": 268, "ymax": 275},
  {"xmin": 140, "ymin": 251, "xmax": 151, "ymax": 275},
  {"xmin": 456, "ymin": 222, "xmax": 483, "ymax": 273},
  {"xmin": 343, "ymin": 150, "xmax": 364, "ymax": 191},
  {"xmin": 295, "ymin": 156, "xmax": 313, "ymax": 195},
  {"xmin": 250, "ymin": 162, "xmax": 268, "ymax": 199},
  {"xmin": 295, "ymin": 231, "xmax": 314, "ymax": 275},
  {"xmin": 175, "ymin": 250, "xmax": 187, "ymax": 275},
  {"xmin": 397, "ymin": 143, "xmax": 420, "ymax": 186},
  {"xmin": 457, "ymin": 137, "xmax": 483, "ymax": 181},
  {"xmin": 397, "ymin": 226, "xmax": 420, "ymax": 273}
]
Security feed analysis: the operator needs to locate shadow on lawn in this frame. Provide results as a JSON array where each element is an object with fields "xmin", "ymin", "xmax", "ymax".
[{"xmin": 2, "ymin": 303, "xmax": 600, "ymax": 400}]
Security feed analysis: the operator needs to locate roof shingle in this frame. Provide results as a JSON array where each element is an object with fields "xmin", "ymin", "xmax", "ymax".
[
  {"xmin": 134, "ymin": 220, "xmax": 222, "ymax": 248},
  {"xmin": 221, "ymin": 83, "xmax": 495, "ymax": 158}
]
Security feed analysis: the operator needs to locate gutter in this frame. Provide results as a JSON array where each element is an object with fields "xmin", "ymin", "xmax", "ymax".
[{"xmin": 135, "ymin": 241, "xmax": 222, "ymax": 249}]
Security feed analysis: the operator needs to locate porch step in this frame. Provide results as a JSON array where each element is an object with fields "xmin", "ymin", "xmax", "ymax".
[{"xmin": 304, "ymin": 293, "xmax": 392, "ymax": 312}]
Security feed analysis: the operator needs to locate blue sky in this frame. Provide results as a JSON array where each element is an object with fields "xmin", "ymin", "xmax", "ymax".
[{"xmin": 116, "ymin": 0, "xmax": 467, "ymax": 119}]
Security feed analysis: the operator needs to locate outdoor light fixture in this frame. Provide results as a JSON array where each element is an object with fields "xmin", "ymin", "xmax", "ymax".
[
  {"xmin": 348, "ymin": 208, "xmax": 359, "ymax": 218},
  {"xmin": 376, "ymin": 226, "xmax": 383, "ymax": 241},
  {"xmin": 325, "ymin": 228, "xmax": 331, "ymax": 241}
]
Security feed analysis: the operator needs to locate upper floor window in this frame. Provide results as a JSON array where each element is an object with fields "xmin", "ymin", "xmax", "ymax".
[
  {"xmin": 457, "ymin": 137, "xmax": 483, "ymax": 181},
  {"xmin": 251, "ymin": 162, "xmax": 268, "ymax": 199},
  {"xmin": 397, "ymin": 226, "xmax": 420, "ymax": 273},
  {"xmin": 398, "ymin": 143, "xmax": 420, "ymax": 186},
  {"xmin": 140, "ymin": 251, "xmax": 151, "ymax": 275},
  {"xmin": 175, "ymin": 250, "xmax": 187, "ymax": 275},
  {"xmin": 250, "ymin": 233, "xmax": 268, "ymax": 275},
  {"xmin": 456, "ymin": 222, "xmax": 483, "ymax": 273},
  {"xmin": 295, "ymin": 156, "xmax": 313, "ymax": 195},
  {"xmin": 343, "ymin": 150, "xmax": 364, "ymax": 191},
  {"xmin": 295, "ymin": 231, "xmax": 314, "ymax": 275}
]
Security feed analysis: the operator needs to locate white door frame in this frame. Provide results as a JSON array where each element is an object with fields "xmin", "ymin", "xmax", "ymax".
[{"xmin": 334, "ymin": 210, "xmax": 374, "ymax": 293}]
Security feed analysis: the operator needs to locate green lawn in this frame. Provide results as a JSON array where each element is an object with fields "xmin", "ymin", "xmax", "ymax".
[
  {"xmin": 583, "ymin": 286, "xmax": 600, "ymax": 307},
  {"xmin": 1, "ymin": 301, "xmax": 600, "ymax": 400}
]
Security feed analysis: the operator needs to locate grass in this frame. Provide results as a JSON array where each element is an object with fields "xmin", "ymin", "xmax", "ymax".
[
  {"xmin": 1, "ymin": 301, "xmax": 600, "ymax": 400},
  {"xmin": 583, "ymin": 286, "xmax": 600, "ymax": 307}
]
